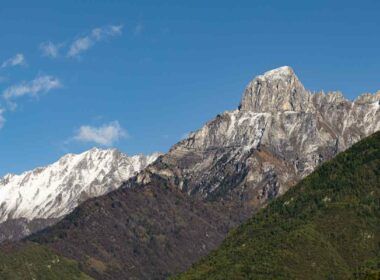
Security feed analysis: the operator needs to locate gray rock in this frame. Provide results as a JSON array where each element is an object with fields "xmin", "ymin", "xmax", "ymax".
[{"xmin": 129, "ymin": 66, "xmax": 380, "ymax": 209}]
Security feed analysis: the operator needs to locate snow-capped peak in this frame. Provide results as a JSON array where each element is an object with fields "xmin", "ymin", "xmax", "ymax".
[
  {"xmin": 257, "ymin": 66, "xmax": 294, "ymax": 81},
  {"xmin": 0, "ymin": 148, "xmax": 161, "ymax": 222}
]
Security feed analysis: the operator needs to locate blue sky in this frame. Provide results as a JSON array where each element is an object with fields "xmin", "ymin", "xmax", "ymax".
[{"xmin": 0, "ymin": 0, "xmax": 379, "ymax": 175}]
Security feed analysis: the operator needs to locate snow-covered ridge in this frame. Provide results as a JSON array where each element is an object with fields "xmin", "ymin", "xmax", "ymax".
[
  {"xmin": 0, "ymin": 148, "xmax": 161, "ymax": 222},
  {"xmin": 256, "ymin": 65, "xmax": 294, "ymax": 81}
]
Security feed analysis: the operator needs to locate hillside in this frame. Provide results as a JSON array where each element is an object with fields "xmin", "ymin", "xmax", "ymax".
[
  {"xmin": 27, "ymin": 175, "xmax": 246, "ymax": 279},
  {"xmin": 0, "ymin": 242, "xmax": 92, "ymax": 279},
  {"xmin": 173, "ymin": 131, "xmax": 380, "ymax": 280}
]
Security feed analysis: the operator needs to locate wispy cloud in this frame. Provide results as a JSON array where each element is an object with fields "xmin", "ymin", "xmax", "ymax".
[
  {"xmin": 67, "ymin": 24, "xmax": 123, "ymax": 58},
  {"xmin": 67, "ymin": 37, "xmax": 92, "ymax": 58},
  {"xmin": 0, "ymin": 76, "xmax": 61, "ymax": 128},
  {"xmin": 91, "ymin": 24, "xmax": 123, "ymax": 40},
  {"xmin": 40, "ymin": 41, "xmax": 61, "ymax": 58},
  {"xmin": 1, "ymin": 53, "xmax": 26, "ymax": 68},
  {"xmin": 73, "ymin": 121, "xmax": 127, "ymax": 146},
  {"xmin": 3, "ymin": 75, "xmax": 61, "ymax": 101},
  {"xmin": 0, "ymin": 108, "xmax": 5, "ymax": 129},
  {"xmin": 134, "ymin": 23, "xmax": 143, "ymax": 35}
]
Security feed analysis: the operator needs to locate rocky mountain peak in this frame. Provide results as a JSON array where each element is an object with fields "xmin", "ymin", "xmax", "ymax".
[
  {"xmin": 240, "ymin": 66, "xmax": 309, "ymax": 112},
  {"xmin": 156, "ymin": 66, "xmax": 380, "ymax": 204},
  {"xmin": 240, "ymin": 67, "xmax": 380, "ymax": 114}
]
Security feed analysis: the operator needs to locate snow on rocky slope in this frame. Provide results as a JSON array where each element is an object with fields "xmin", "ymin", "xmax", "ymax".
[{"xmin": 0, "ymin": 148, "xmax": 161, "ymax": 222}]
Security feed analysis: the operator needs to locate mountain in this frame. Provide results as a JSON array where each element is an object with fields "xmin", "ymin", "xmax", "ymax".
[
  {"xmin": 0, "ymin": 148, "xmax": 161, "ymax": 242},
  {"xmin": 2, "ymin": 66, "xmax": 380, "ymax": 279},
  {"xmin": 160, "ymin": 66, "xmax": 379, "ymax": 204},
  {"xmin": 173, "ymin": 131, "xmax": 380, "ymax": 280}
]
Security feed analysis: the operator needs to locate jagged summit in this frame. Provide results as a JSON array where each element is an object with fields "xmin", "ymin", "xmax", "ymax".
[
  {"xmin": 240, "ymin": 66, "xmax": 380, "ymax": 114},
  {"xmin": 240, "ymin": 66, "xmax": 308, "ymax": 112}
]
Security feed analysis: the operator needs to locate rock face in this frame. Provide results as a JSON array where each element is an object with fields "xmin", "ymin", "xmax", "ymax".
[
  {"xmin": 240, "ymin": 66, "xmax": 309, "ymax": 112},
  {"xmin": 0, "ymin": 148, "xmax": 161, "ymax": 241},
  {"xmin": 135, "ymin": 66, "xmax": 380, "ymax": 207},
  {"xmin": 26, "ymin": 66, "xmax": 380, "ymax": 279}
]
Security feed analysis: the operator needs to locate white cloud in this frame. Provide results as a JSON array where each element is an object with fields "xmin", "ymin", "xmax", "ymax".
[
  {"xmin": 40, "ymin": 41, "xmax": 61, "ymax": 58},
  {"xmin": 2, "ymin": 75, "xmax": 61, "ymax": 101},
  {"xmin": 67, "ymin": 24, "xmax": 123, "ymax": 57},
  {"xmin": 67, "ymin": 37, "xmax": 92, "ymax": 57},
  {"xmin": 73, "ymin": 121, "xmax": 127, "ymax": 146},
  {"xmin": 92, "ymin": 24, "xmax": 123, "ymax": 40},
  {"xmin": 1, "ymin": 53, "xmax": 26, "ymax": 68},
  {"xmin": 0, "ymin": 76, "xmax": 61, "ymax": 128}
]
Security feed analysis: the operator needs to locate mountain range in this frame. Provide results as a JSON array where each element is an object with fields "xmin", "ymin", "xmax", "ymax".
[
  {"xmin": 0, "ymin": 149, "xmax": 160, "ymax": 242},
  {"xmin": 0, "ymin": 66, "xmax": 379, "ymax": 279}
]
